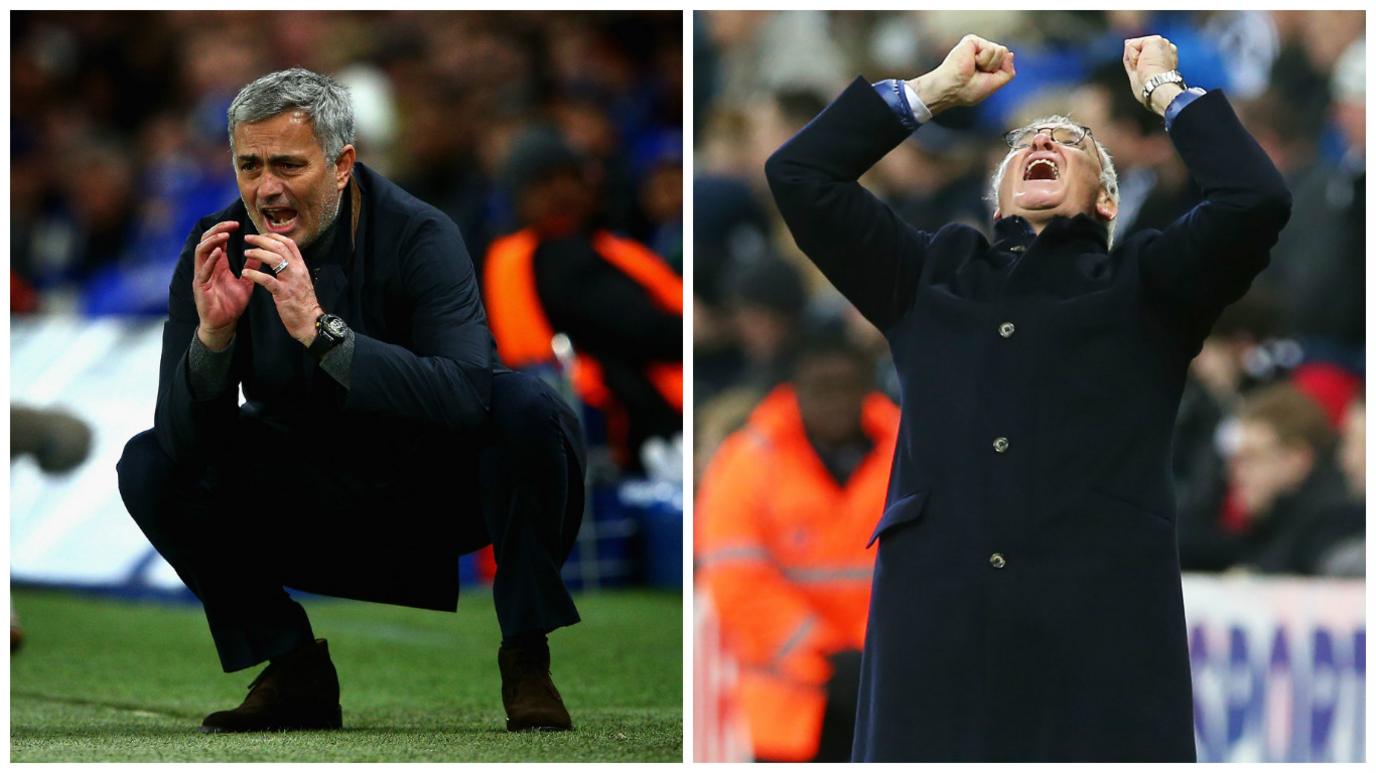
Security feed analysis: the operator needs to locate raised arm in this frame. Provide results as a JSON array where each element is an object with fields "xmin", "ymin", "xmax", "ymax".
[
  {"xmin": 764, "ymin": 35, "xmax": 1014, "ymax": 332},
  {"xmin": 1126, "ymin": 36, "xmax": 1293, "ymax": 335}
]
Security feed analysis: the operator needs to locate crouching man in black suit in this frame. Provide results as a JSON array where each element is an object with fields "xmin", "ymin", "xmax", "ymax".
[
  {"xmin": 117, "ymin": 68, "xmax": 585, "ymax": 734},
  {"xmin": 766, "ymin": 35, "xmax": 1290, "ymax": 761}
]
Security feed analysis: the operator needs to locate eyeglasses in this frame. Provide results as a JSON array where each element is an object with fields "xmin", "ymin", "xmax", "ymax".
[{"xmin": 1004, "ymin": 124, "xmax": 1093, "ymax": 150}]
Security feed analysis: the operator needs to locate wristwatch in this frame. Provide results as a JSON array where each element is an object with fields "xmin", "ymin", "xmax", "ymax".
[
  {"xmin": 309, "ymin": 313, "xmax": 348, "ymax": 361},
  {"xmin": 1141, "ymin": 70, "xmax": 1186, "ymax": 107}
]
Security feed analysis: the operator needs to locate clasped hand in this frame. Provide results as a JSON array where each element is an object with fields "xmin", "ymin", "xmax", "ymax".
[
  {"xmin": 191, "ymin": 220, "xmax": 322, "ymax": 351},
  {"xmin": 241, "ymin": 233, "xmax": 324, "ymax": 347}
]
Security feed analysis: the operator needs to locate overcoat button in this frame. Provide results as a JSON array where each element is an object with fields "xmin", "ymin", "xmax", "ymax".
[
  {"xmin": 990, "ymin": 553, "xmax": 1007, "ymax": 569},
  {"xmin": 993, "ymin": 437, "xmax": 1009, "ymax": 453},
  {"xmin": 998, "ymin": 322, "xmax": 1015, "ymax": 338}
]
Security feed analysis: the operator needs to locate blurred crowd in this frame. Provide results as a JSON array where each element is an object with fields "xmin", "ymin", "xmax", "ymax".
[
  {"xmin": 694, "ymin": 10, "xmax": 1365, "ymax": 581},
  {"xmin": 12, "ymin": 10, "xmax": 682, "ymax": 316}
]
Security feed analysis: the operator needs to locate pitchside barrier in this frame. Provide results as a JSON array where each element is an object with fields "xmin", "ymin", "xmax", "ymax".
[
  {"xmin": 693, "ymin": 575, "xmax": 1364, "ymax": 762},
  {"xmin": 11, "ymin": 316, "xmax": 682, "ymax": 596}
]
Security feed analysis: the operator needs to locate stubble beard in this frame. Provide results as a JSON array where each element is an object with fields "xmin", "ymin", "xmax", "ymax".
[{"xmin": 296, "ymin": 184, "xmax": 343, "ymax": 250}]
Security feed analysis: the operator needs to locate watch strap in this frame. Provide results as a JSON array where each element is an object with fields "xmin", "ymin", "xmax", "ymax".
[{"xmin": 1141, "ymin": 70, "xmax": 1186, "ymax": 107}]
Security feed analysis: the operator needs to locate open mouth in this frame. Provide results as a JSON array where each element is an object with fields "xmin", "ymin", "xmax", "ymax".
[
  {"xmin": 1023, "ymin": 158, "xmax": 1060, "ymax": 181},
  {"xmin": 261, "ymin": 207, "xmax": 299, "ymax": 233}
]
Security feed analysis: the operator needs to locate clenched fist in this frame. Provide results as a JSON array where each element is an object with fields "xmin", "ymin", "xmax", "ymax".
[
  {"xmin": 1123, "ymin": 35, "xmax": 1181, "ymax": 116},
  {"xmin": 908, "ymin": 35, "xmax": 1016, "ymax": 117}
]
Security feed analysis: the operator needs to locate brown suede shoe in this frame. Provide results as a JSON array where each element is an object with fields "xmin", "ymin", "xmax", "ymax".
[
  {"xmin": 199, "ymin": 639, "xmax": 342, "ymax": 733},
  {"xmin": 498, "ymin": 642, "xmax": 573, "ymax": 731}
]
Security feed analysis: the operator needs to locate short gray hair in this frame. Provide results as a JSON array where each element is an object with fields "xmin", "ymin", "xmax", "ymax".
[
  {"xmin": 227, "ymin": 68, "xmax": 355, "ymax": 162},
  {"xmin": 988, "ymin": 114, "xmax": 1120, "ymax": 248}
]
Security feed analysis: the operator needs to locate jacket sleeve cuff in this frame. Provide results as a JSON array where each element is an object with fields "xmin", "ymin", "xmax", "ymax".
[
  {"xmin": 1164, "ymin": 87, "xmax": 1207, "ymax": 132},
  {"xmin": 872, "ymin": 79, "xmax": 929, "ymax": 133},
  {"xmin": 186, "ymin": 332, "xmax": 236, "ymax": 400},
  {"xmin": 317, "ymin": 327, "xmax": 355, "ymax": 389}
]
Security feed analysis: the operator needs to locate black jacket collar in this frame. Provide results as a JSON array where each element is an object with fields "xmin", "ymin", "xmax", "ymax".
[{"xmin": 993, "ymin": 213, "xmax": 1110, "ymax": 253}]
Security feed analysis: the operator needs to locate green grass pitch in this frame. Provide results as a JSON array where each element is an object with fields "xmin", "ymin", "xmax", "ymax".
[{"xmin": 10, "ymin": 586, "xmax": 682, "ymax": 762}]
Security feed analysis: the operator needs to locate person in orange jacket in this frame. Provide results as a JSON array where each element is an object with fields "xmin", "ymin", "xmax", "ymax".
[
  {"xmin": 484, "ymin": 128, "xmax": 682, "ymax": 471},
  {"xmin": 697, "ymin": 331, "xmax": 899, "ymax": 761}
]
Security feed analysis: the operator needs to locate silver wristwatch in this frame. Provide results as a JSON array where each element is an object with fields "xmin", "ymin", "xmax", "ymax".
[{"xmin": 1141, "ymin": 70, "xmax": 1186, "ymax": 106}]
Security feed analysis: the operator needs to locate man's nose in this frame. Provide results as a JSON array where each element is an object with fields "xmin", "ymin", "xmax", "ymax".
[
  {"xmin": 257, "ymin": 173, "xmax": 284, "ymax": 201},
  {"xmin": 1031, "ymin": 131, "xmax": 1056, "ymax": 151}
]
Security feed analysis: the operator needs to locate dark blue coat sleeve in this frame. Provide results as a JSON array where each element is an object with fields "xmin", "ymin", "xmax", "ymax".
[
  {"xmin": 153, "ymin": 219, "xmax": 241, "ymax": 464},
  {"xmin": 1138, "ymin": 90, "xmax": 1293, "ymax": 316},
  {"xmin": 764, "ymin": 76, "xmax": 933, "ymax": 333},
  {"xmin": 343, "ymin": 212, "xmax": 492, "ymax": 432}
]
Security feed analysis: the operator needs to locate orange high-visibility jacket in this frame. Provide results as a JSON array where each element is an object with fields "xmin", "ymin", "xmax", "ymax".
[
  {"xmin": 696, "ymin": 384, "xmax": 899, "ymax": 761},
  {"xmin": 482, "ymin": 228, "xmax": 683, "ymax": 412}
]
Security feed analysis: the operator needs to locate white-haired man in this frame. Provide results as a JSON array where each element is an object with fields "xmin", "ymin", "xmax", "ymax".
[{"xmin": 766, "ymin": 34, "xmax": 1291, "ymax": 761}]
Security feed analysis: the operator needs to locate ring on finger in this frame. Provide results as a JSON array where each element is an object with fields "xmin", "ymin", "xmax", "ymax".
[{"xmin": 271, "ymin": 257, "xmax": 289, "ymax": 276}]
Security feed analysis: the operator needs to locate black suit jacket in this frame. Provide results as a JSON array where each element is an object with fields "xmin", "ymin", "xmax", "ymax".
[
  {"xmin": 155, "ymin": 164, "xmax": 496, "ymax": 486},
  {"xmin": 151, "ymin": 164, "xmax": 501, "ymax": 610},
  {"xmin": 767, "ymin": 79, "xmax": 1291, "ymax": 761}
]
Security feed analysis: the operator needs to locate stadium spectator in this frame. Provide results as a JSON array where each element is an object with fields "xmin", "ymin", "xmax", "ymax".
[
  {"xmin": 1242, "ymin": 88, "xmax": 1364, "ymax": 353},
  {"xmin": 718, "ymin": 256, "xmax": 809, "ymax": 397},
  {"xmin": 692, "ymin": 174, "xmax": 773, "ymax": 405},
  {"xmin": 697, "ymin": 331, "xmax": 898, "ymax": 762},
  {"xmin": 1175, "ymin": 290, "xmax": 1286, "ymax": 571},
  {"xmin": 1330, "ymin": 398, "xmax": 1366, "ymax": 577},
  {"xmin": 634, "ymin": 130, "xmax": 685, "ymax": 271},
  {"xmin": 1337, "ymin": 398, "xmax": 1364, "ymax": 499},
  {"xmin": 1227, "ymin": 384, "xmax": 1364, "ymax": 576},
  {"xmin": 882, "ymin": 128, "xmax": 991, "ymax": 235},
  {"xmin": 483, "ymin": 128, "xmax": 682, "ymax": 473}
]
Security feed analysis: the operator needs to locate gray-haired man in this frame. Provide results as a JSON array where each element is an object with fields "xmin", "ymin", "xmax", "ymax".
[
  {"xmin": 767, "ymin": 34, "xmax": 1290, "ymax": 760},
  {"xmin": 117, "ymin": 68, "xmax": 586, "ymax": 734}
]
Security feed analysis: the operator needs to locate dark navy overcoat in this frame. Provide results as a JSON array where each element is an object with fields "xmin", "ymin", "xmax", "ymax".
[{"xmin": 765, "ymin": 78, "xmax": 1291, "ymax": 762}]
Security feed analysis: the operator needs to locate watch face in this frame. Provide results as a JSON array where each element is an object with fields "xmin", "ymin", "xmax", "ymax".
[{"xmin": 325, "ymin": 317, "xmax": 347, "ymax": 337}]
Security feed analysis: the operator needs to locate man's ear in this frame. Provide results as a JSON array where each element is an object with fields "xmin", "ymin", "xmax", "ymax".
[
  {"xmin": 1095, "ymin": 189, "xmax": 1118, "ymax": 222},
  {"xmin": 992, "ymin": 206, "xmax": 1002, "ymax": 221},
  {"xmin": 334, "ymin": 144, "xmax": 356, "ymax": 190}
]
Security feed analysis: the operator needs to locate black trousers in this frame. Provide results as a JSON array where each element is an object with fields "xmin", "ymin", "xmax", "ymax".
[{"xmin": 117, "ymin": 370, "xmax": 585, "ymax": 672}]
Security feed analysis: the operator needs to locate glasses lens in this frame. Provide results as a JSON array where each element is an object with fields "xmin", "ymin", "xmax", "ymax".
[
  {"xmin": 1051, "ymin": 126, "xmax": 1086, "ymax": 146},
  {"xmin": 1008, "ymin": 125, "xmax": 1089, "ymax": 149}
]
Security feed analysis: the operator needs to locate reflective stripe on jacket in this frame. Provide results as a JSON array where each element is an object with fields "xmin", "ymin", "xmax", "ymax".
[
  {"xmin": 696, "ymin": 384, "xmax": 899, "ymax": 760},
  {"xmin": 482, "ymin": 228, "xmax": 683, "ymax": 411}
]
